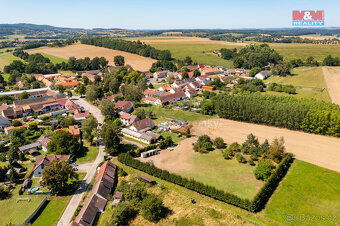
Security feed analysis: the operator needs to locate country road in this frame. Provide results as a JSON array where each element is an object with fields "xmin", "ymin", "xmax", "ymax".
[
  {"xmin": 57, "ymin": 97, "xmax": 105, "ymax": 226},
  {"xmin": 323, "ymin": 67, "xmax": 340, "ymax": 106}
]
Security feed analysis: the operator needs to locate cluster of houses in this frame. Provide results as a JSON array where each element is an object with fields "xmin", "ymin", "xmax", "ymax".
[
  {"xmin": 72, "ymin": 161, "xmax": 117, "ymax": 226},
  {"xmin": 0, "ymin": 89, "xmax": 89, "ymax": 121},
  {"xmin": 142, "ymin": 65, "xmax": 271, "ymax": 106}
]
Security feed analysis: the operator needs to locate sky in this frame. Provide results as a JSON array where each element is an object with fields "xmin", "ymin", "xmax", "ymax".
[{"xmin": 0, "ymin": 0, "xmax": 339, "ymax": 29}]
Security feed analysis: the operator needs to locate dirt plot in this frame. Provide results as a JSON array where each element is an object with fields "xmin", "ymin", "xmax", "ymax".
[
  {"xmin": 27, "ymin": 43, "xmax": 157, "ymax": 71},
  {"xmin": 144, "ymin": 118, "xmax": 340, "ymax": 173},
  {"xmin": 323, "ymin": 66, "xmax": 340, "ymax": 106},
  {"xmin": 191, "ymin": 118, "xmax": 340, "ymax": 172}
]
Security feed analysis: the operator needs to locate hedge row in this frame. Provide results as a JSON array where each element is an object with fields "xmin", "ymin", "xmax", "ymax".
[{"xmin": 118, "ymin": 153, "xmax": 293, "ymax": 212}]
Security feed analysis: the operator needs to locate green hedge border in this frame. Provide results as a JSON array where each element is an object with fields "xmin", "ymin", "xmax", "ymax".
[{"xmin": 118, "ymin": 153, "xmax": 293, "ymax": 212}]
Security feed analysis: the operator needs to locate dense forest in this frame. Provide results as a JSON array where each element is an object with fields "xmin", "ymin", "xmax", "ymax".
[
  {"xmin": 80, "ymin": 37, "xmax": 172, "ymax": 61},
  {"xmin": 214, "ymin": 93, "xmax": 340, "ymax": 137}
]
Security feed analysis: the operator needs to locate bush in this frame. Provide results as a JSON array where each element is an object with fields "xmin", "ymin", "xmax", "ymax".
[
  {"xmin": 222, "ymin": 149, "xmax": 234, "ymax": 159},
  {"xmin": 254, "ymin": 159, "xmax": 276, "ymax": 181},
  {"xmin": 213, "ymin": 137, "xmax": 226, "ymax": 149},
  {"xmin": 235, "ymin": 153, "xmax": 247, "ymax": 164},
  {"xmin": 109, "ymin": 202, "xmax": 137, "ymax": 225},
  {"xmin": 248, "ymin": 158, "xmax": 255, "ymax": 166},
  {"xmin": 140, "ymin": 194, "xmax": 165, "ymax": 222}
]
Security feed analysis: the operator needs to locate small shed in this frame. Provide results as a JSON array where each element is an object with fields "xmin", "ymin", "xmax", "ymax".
[{"xmin": 133, "ymin": 174, "xmax": 156, "ymax": 185}]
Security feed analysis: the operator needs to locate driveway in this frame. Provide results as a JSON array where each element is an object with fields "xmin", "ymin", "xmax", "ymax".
[{"xmin": 57, "ymin": 97, "xmax": 105, "ymax": 226}]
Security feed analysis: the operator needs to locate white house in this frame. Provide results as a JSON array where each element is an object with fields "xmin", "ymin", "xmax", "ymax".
[{"xmin": 255, "ymin": 70, "xmax": 271, "ymax": 80}]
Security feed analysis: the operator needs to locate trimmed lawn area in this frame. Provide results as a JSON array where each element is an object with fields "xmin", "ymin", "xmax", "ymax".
[
  {"xmin": 0, "ymin": 186, "xmax": 46, "ymax": 225},
  {"xmin": 76, "ymin": 142, "xmax": 99, "ymax": 164},
  {"xmin": 32, "ymin": 196, "xmax": 71, "ymax": 226},
  {"xmin": 266, "ymin": 160, "xmax": 340, "ymax": 225},
  {"xmin": 158, "ymin": 130, "xmax": 185, "ymax": 143},
  {"xmin": 177, "ymin": 150, "xmax": 264, "ymax": 199},
  {"xmin": 140, "ymin": 105, "xmax": 212, "ymax": 125},
  {"xmin": 31, "ymin": 172, "xmax": 86, "ymax": 226}
]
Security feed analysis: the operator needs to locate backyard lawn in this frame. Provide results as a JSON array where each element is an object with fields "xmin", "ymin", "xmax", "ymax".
[
  {"xmin": 266, "ymin": 160, "xmax": 340, "ymax": 225},
  {"xmin": 76, "ymin": 142, "xmax": 99, "ymax": 164},
  {"xmin": 177, "ymin": 150, "xmax": 264, "ymax": 199}
]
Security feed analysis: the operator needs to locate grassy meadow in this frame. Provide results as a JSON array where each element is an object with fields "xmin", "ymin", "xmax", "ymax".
[
  {"xmin": 266, "ymin": 160, "xmax": 340, "ymax": 225},
  {"xmin": 266, "ymin": 67, "xmax": 331, "ymax": 102},
  {"xmin": 177, "ymin": 150, "xmax": 264, "ymax": 199},
  {"xmin": 150, "ymin": 43, "xmax": 238, "ymax": 67},
  {"xmin": 268, "ymin": 43, "xmax": 340, "ymax": 62},
  {"xmin": 138, "ymin": 105, "xmax": 212, "ymax": 125}
]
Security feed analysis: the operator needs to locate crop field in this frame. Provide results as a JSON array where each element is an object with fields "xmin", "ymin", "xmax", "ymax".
[
  {"xmin": 266, "ymin": 67, "xmax": 331, "ymax": 102},
  {"xmin": 266, "ymin": 160, "xmax": 340, "ymax": 225},
  {"xmin": 27, "ymin": 43, "xmax": 157, "ymax": 71}
]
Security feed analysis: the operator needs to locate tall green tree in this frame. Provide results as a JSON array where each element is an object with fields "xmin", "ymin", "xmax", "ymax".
[
  {"xmin": 114, "ymin": 55, "xmax": 125, "ymax": 66},
  {"xmin": 48, "ymin": 130, "xmax": 80, "ymax": 155}
]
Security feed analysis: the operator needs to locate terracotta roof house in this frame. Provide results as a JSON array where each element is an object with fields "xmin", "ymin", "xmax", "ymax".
[
  {"xmin": 4, "ymin": 125, "xmax": 27, "ymax": 134},
  {"xmin": 69, "ymin": 125, "xmax": 81, "ymax": 137},
  {"xmin": 64, "ymin": 99, "xmax": 79, "ymax": 111},
  {"xmin": 120, "ymin": 112, "xmax": 139, "ymax": 126},
  {"xmin": 72, "ymin": 161, "xmax": 117, "ymax": 226},
  {"xmin": 33, "ymin": 155, "xmax": 69, "ymax": 177},
  {"xmin": 202, "ymin": 86, "xmax": 215, "ymax": 91},
  {"xmin": 114, "ymin": 101, "xmax": 134, "ymax": 113},
  {"xmin": 200, "ymin": 67, "xmax": 220, "ymax": 76},
  {"xmin": 74, "ymin": 108, "xmax": 89, "ymax": 122},
  {"xmin": 185, "ymin": 89, "xmax": 198, "ymax": 98},
  {"xmin": 129, "ymin": 118, "xmax": 155, "ymax": 132},
  {"xmin": 158, "ymin": 85, "xmax": 171, "ymax": 92},
  {"xmin": 143, "ymin": 89, "xmax": 156, "ymax": 97}
]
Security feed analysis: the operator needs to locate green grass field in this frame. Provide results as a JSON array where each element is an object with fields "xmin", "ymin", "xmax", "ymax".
[
  {"xmin": 32, "ymin": 196, "xmax": 71, "ymax": 226},
  {"xmin": 76, "ymin": 142, "xmax": 99, "ymax": 164},
  {"xmin": 266, "ymin": 160, "xmax": 340, "ymax": 225},
  {"xmin": 40, "ymin": 53, "xmax": 67, "ymax": 64},
  {"xmin": 139, "ymin": 105, "xmax": 211, "ymax": 125},
  {"xmin": 268, "ymin": 43, "xmax": 340, "ymax": 62},
  {"xmin": 178, "ymin": 150, "xmax": 263, "ymax": 199},
  {"xmin": 150, "ymin": 43, "xmax": 238, "ymax": 67},
  {"xmin": 0, "ymin": 54, "xmax": 24, "ymax": 70},
  {"xmin": 266, "ymin": 67, "xmax": 331, "ymax": 102}
]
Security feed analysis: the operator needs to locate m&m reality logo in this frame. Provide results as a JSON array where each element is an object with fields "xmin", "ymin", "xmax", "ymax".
[{"xmin": 292, "ymin": 10, "xmax": 324, "ymax": 26}]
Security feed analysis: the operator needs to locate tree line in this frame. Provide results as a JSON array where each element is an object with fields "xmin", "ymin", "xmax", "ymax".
[
  {"xmin": 213, "ymin": 93, "xmax": 340, "ymax": 137},
  {"xmin": 56, "ymin": 56, "xmax": 108, "ymax": 71},
  {"xmin": 118, "ymin": 152, "xmax": 293, "ymax": 212},
  {"xmin": 80, "ymin": 37, "xmax": 172, "ymax": 61}
]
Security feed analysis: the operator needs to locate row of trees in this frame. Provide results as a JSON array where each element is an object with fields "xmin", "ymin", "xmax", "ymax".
[
  {"xmin": 56, "ymin": 56, "xmax": 108, "ymax": 71},
  {"xmin": 267, "ymin": 83, "xmax": 296, "ymax": 94},
  {"xmin": 214, "ymin": 93, "xmax": 340, "ymax": 137},
  {"xmin": 80, "ymin": 37, "xmax": 172, "ymax": 61},
  {"xmin": 118, "ymin": 152, "xmax": 293, "ymax": 212}
]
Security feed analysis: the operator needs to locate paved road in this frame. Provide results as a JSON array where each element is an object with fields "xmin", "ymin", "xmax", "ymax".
[{"xmin": 57, "ymin": 97, "xmax": 105, "ymax": 226}]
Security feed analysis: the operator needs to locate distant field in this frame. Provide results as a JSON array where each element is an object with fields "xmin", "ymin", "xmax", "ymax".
[
  {"xmin": 268, "ymin": 43, "xmax": 340, "ymax": 61},
  {"xmin": 266, "ymin": 160, "xmax": 340, "ymax": 225},
  {"xmin": 0, "ymin": 53, "xmax": 24, "ymax": 70},
  {"xmin": 40, "ymin": 53, "xmax": 67, "ymax": 64},
  {"xmin": 266, "ymin": 67, "xmax": 331, "ymax": 102},
  {"xmin": 27, "ymin": 43, "xmax": 157, "ymax": 71}
]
